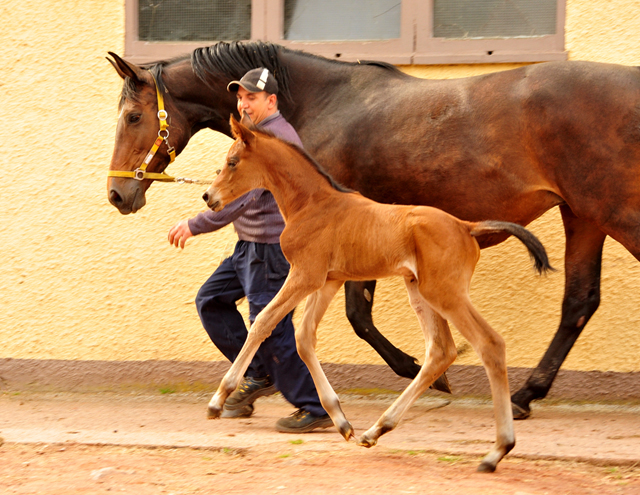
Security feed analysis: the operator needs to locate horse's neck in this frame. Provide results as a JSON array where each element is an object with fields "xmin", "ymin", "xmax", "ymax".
[
  {"xmin": 165, "ymin": 60, "xmax": 236, "ymax": 136},
  {"xmin": 278, "ymin": 53, "xmax": 356, "ymax": 129}
]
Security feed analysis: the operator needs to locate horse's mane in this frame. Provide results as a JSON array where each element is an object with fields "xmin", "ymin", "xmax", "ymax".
[
  {"xmin": 120, "ymin": 41, "xmax": 403, "ymax": 107},
  {"xmin": 190, "ymin": 41, "xmax": 403, "ymax": 105},
  {"xmin": 254, "ymin": 126, "xmax": 353, "ymax": 194}
]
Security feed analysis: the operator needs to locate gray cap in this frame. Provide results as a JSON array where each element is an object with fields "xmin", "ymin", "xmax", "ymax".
[{"xmin": 227, "ymin": 67, "xmax": 279, "ymax": 95}]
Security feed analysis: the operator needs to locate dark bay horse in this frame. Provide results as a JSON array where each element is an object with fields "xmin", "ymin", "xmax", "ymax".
[
  {"xmin": 107, "ymin": 41, "xmax": 640, "ymax": 419},
  {"xmin": 203, "ymin": 115, "xmax": 552, "ymax": 472}
]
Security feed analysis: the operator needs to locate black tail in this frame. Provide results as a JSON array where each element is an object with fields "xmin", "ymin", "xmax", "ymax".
[{"xmin": 470, "ymin": 221, "xmax": 555, "ymax": 275}]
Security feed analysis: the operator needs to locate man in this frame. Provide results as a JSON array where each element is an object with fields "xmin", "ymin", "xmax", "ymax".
[{"xmin": 168, "ymin": 68, "xmax": 331, "ymax": 433}]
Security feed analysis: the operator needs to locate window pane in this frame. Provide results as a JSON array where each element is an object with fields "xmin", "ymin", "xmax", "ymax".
[
  {"xmin": 434, "ymin": 0, "xmax": 556, "ymax": 39},
  {"xmin": 138, "ymin": 0, "xmax": 251, "ymax": 42},
  {"xmin": 284, "ymin": 0, "xmax": 401, "ymax": 41}
]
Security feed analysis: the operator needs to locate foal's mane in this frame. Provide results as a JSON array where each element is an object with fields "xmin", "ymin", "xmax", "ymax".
[
  {"xmin": 120, "ymin": 41, "xmax": 402, "ymax": 109},
  {"xmin": 255, "ymin": 127, "xmax": 353, "ymax": 194}
]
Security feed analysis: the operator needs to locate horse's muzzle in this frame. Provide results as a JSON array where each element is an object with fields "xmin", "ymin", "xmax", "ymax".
[
  {"xmin": 108, "ymin": 181, "xmax": 145, "ymax": 214},
  {"xmin": 202, "ymin": 190, "xmax": 221, "ymax": 211}
]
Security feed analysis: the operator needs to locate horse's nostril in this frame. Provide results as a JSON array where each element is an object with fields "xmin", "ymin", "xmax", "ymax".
[
  {"xmin": 202, "ymin": 192, "xmax": 209, "ymax": 203},
  {"xmin": 109, "ymin": 189, "xmax": 123, "ymax": 206}
]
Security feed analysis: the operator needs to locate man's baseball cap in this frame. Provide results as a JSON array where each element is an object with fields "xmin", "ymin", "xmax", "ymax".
[{"xmin": 227, "ymin": 68, "xmax": 279, "ymax": 95}]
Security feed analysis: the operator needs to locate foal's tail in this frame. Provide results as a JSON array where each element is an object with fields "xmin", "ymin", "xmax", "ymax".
[{"xmin": 469, "ymin": 221, "xmax": 555, "ymax": 275}]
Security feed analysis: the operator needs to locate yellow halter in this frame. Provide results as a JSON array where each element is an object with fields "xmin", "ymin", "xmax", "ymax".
[{"xmin": 108, "ymin": 71, "xmax": 177, "ymax": 182}]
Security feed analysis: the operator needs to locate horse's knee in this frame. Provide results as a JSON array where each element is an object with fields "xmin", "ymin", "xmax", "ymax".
[
  {"xmin": 561, "ymin": 289, "xmax": 600, "ymax": 329},
  {"xmin": 295, "ymin": 334, "xmax": 315, "ymax": 362}
]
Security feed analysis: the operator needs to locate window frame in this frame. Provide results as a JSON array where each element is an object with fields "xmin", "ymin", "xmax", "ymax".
[{"xmin": 124, "ymin": 0, "xmax": 567, "ymax": 65}]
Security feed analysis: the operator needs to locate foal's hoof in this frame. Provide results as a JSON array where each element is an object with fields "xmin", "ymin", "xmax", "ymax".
[
  {"xmin": 476, "ymin": 461, "xmax": 497, "ymax": 473},
  {"xmin": 357, "ymin": 434, "xmax": 378, "ymax": 448},
  {"xmin": 338, "ymin": 421, "xmax": 354, "ymax": 442},
  {"xmin": 511, "ymin": 402, "xmax": 531, "ymax": 420},
  {"xmin": 207, "ymin": 405, "xmax": 222, "ymax": 419}
]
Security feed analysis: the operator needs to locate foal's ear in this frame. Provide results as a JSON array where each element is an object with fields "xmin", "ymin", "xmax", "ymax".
[
  {"xmin": 107, "ymin": 52, "xmax": 146, "ymax": 84},
  {"xmin": 230, "ymin": 114, "xmax": 256, "ymax": 148},
  {"xmin": 240, "ymin": 111, "xmax": 256, "ymax": 129}
]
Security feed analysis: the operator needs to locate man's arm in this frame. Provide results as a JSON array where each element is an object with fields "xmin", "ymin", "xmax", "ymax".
[{"xmin": 168, "ymin": 189, "xmax": 266, "ymax": 249}]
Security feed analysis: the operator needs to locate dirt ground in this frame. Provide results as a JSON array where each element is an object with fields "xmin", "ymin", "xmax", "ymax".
[{"xmin": 1, "ymin": 391, "xmax": 639, "ymax": 494}]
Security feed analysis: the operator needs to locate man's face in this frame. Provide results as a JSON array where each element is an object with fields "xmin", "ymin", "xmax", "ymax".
[{"xmin": 236, "ymin": 87, "xmax": 277, "ymax": 125}]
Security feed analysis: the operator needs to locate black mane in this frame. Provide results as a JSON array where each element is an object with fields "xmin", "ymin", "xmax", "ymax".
[
  {"xmin": 120, "ymin": 40, "xmax": 403, "ymax": 108},
  {"xmin": 190, "ymin": 41, "xmax": 403, "ymax": 106},
  {"xmin": 255, "ymin": 127, "xmax": 353, "ymax": 194}
]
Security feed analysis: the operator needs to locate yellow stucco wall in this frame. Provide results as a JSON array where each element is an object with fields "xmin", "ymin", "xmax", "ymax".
[{"xmin": 1, "ymin": 0, "xmax": 640, "ymax": 372}]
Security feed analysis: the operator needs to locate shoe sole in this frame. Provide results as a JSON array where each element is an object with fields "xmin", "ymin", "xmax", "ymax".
[
  {"xmin": 275, "ymin": 417, "xmax": 334, "ymax": 434},
  {"xmin": 221, "ymin": 404, "xmax": 254, "ymax": 418},
  {"xmin": 224, "ymin": 384, "xmax": 277, "ymax": 410}
]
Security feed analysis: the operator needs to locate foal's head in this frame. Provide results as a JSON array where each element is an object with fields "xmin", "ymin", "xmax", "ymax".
[{"xmin": 202, "ymin": 115, "xmax": 266, "ymax": 211}]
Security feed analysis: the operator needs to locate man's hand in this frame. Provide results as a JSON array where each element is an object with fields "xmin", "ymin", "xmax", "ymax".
[{"xmin": 168, "ymin": 219, "xmax": 193, "ymax": 249}]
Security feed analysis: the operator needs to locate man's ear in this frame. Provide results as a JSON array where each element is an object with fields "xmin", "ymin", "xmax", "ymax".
[
  {"xmin": 107, "ymin": 51, "xmax": 147, "ymax": 84},
  {"xmin": 230, "ymin": 114, "xmax": 256, "ymax": 148}
]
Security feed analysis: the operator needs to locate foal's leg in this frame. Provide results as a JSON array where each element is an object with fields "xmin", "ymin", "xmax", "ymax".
[
  {"xmin": 345, "ymin": 281, "xmax": 452, "ymax": 393},
  {"xmin": 511, "ymin": 205, "xmax": 605, "ymax": 419},
  {"xmin": 295, "ymin": 280, "xmax": 355, "ymax": 440},
  {"xmin": 207, "ymin": 270, "xmax": 318, "ymax": 418},
  {"xmin": 359, "ymin": 276, "xmax": 457, "ymax": 447},
  {"xmin": 444, "ymin": 298, "xmax": 515, "ymax": 472}
]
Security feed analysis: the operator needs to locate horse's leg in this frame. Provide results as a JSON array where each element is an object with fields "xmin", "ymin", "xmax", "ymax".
[
  {"xmin": 444, "ymin": 298, "xmax": 515, "ymax": 473},
  {"xmin": 345, "ymin": 280, "xmax": 452, "ymax": 393},
  {"xmin": 207, "ymin": 270, "xmax": 317, "ymax": 419},
  {"xmin": 511, "ymin": 205, "xmax": 605, "ymax": 419},
  {"xmin": 295, "ymin": 279, "xmax": 354, "ymax": 440},
  {"xmin": 358, "ymin": 276, "xmax": 457, "ymax": 448}
]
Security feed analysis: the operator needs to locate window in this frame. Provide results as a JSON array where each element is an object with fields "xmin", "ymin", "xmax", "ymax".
[{"xmin": 125, "ymin": 0, "xmax": 566, "ymax": 64}]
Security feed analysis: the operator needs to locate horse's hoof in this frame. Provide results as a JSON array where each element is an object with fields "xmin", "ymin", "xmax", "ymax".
[
  {"xmin": 207, "ymin": 405, "xmax": 222, "ymax": 419},
  {"xmin": 511, "ymin": 402, "xmax": 531, "ymax": 420},
  {"xmin": 477, "ymin": 461, "xmax": 497, "ymax": 473},
  {"xmin": 431, "ymin": 373, "xmax": 452, "ymax": 394},
  {"xmin": 338, "ymin": 421, "xmax": 354, "ymax": 441},
  {"xmin": 357, "ymin": 434, "xmax": 377, "ymax": 448}
]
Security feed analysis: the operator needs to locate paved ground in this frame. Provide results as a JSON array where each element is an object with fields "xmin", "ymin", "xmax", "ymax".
[
  {"xmin": 1, "ymin": 391, "xmax": 639, "ymax": 494},
  {"xmin": 1, "ymin": 391, "xmax": 639, "ymax": 463}
]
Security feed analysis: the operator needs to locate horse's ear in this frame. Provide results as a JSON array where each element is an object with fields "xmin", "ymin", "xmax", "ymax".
[
  {"xmin": 230, "ymin": 114, "xmax": 256, "ymax": 148},
  {"xmin": 107, "ymin": 51, "xmax": 146, "ymax": 84}
]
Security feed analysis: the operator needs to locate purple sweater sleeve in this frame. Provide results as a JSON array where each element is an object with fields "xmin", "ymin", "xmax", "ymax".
[{"xmin": 188, "ymin": 189, "xmax": 263, "ymax": 235}]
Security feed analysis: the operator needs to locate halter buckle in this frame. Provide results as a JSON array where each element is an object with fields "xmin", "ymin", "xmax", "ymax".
[{"xmin": 134, "ymin": 168, "xmax": 146, "ymax": 181}]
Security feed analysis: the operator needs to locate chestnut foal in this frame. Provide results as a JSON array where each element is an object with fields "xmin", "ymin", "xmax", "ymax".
[{"xmin": 203, "ymin": 116, "xmax": 552, "ymax": 472}]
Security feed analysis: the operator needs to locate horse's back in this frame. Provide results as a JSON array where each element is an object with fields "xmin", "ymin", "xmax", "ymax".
[{"xmin": 303, "ymin": 60, "xmax": 640, "ymax": 232}]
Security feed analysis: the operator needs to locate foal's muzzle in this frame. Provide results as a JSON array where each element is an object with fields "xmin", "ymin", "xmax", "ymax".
[{"xmin": 202, "ymin": 190, "xmax": 220, "ymax": 211}]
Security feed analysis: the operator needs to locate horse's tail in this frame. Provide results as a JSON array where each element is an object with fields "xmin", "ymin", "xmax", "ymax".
[{"xmin": 469, "ymin": 221, "xmax": 555, "ymax": 275}]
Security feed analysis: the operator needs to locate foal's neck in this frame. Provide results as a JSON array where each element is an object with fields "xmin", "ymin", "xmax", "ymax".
[{"xmin": 257, "ymin": 140, "xmax": 340, "ymax": 221}]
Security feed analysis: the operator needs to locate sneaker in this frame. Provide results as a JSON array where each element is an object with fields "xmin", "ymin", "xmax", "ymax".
[
  {"xmin": 221, "ymin": 404, "xmax": 254, "ymax": 419},
  {"xmin": 275, "ymin": 409, "xmax": 334, "ymax": 433},
  {"xmin": 223, "ymin": 376, "xmax": 277, "ymax": 412}
]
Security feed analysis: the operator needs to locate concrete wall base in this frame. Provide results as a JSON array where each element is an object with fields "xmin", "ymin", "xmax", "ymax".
[{"xmin": 1, "ymin": 358, "xmax": 638, "ymax": 402}]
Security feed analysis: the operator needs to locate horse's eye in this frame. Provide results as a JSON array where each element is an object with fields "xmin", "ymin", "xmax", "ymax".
[
  {"xmin": 228, "ymin": 161, "xmax": 237, "ymax": 168},
  {"xmin": 126, "ymin": 113, "xmax": 141, "ymax": 125}
]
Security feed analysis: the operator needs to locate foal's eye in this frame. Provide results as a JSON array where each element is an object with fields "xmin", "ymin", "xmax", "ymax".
[{"xmin": 126, "ymin": 113, "xmax": 141, "ymax": 125}]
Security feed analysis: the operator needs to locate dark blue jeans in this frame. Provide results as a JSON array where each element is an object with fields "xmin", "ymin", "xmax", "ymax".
[{"xmin": 196, "ymin": 240, "xmax": 325, "ymax": 416}]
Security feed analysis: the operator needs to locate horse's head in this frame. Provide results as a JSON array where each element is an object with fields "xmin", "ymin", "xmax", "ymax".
[
  {"xmin": 203, "ymin": 114, "xmax": 263, "ymax": 211},
  {"xmin": 106, "ymin": 53, "xmax": 192, "ymax": 214}
]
